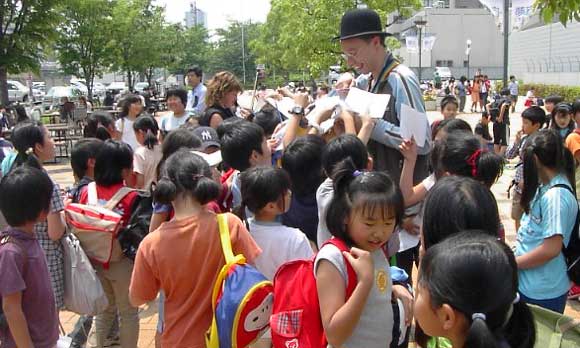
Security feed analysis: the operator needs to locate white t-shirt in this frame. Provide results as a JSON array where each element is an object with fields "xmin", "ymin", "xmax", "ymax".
[
  {"xmin": 115, "ymin": 117, "xmax": 139, "ymax": 150},
  {"xmin": 314, "ymin": 245, "xmax": 393, "ymax": 348},
  {"xmin": 248, "ymin": 219, "xmax": 314, "ymax": 280},
  {"xmin": 160, "ymin": 112, "xmax": 188, "ymax": 133},
  {"xmin": 133, "ymin": 144, "xmax": 162, "ymax": 189}
]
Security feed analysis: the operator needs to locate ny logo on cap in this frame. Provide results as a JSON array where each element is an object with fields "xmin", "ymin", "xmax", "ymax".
[{"xmin": 201, "ymin": 130, "xmax": 212, "ymax": 141}]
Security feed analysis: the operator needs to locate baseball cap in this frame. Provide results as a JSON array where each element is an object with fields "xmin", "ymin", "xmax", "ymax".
[{"xmin": 192, "ymin": 126, "xmax": 220, "ymax": 150}]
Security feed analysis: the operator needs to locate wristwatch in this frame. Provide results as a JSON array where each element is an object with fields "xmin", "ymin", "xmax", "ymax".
[{"xmin": 289, "ymin": 105, "xmax": 305, "ymax": 116}]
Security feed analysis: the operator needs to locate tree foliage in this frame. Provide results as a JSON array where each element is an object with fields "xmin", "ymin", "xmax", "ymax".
[
  {"xmin": 0, "ymin": 0, "xmax": 62, "ymax": 105},
  {"xmin": 56, "ymin": 0, "xmax": 113, "ymax": 99},
  {"xmin": 250, "ymin": 0, "xmax": 421, "ymax": 79},
  {"xmin": 535, "ymin": 0, "xmax": 580, "ymax": 25},
  {"xmin": 108, "ymin": 0, "xmax": 164, "ymax": 90},
  {"xmin": 208, "ymin": 21, "xmax": 261, "ymax": 86}
]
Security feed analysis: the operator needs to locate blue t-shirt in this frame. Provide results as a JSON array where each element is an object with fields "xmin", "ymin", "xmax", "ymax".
[{"xmin": 515, "ymin": 174, "xmax": 577, "ymax": 299}]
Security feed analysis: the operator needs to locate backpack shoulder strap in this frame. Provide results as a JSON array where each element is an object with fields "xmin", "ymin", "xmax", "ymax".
[
  {"xmin": 550, "ymin": 184, "xmax": 580, "ymax": 248},
  {"xmin": 103, "ymin": 187, "xmax": 136, "ymax": 211},
  {"xmin": 392, "ymin": 68, "xmax": 415, "ymax": 109},
  {"xmin": 323, "ymin": 238, "xmax": 358, "ymax": 297},
  {"xmin": 87, "ymin": 182, "xmax": 98, "ymax": 205},
  {"xmin": 217, "ymin": 213, "xmax": 235, "ymax": 263}
]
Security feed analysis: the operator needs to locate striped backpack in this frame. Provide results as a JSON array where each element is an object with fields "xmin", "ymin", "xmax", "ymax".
[
  {"xmin": 205, "ymin": 214, "xmax": 274, "ymax": 348},
  {"xmin": 64, "ymin": 182, "xmax": 134, "ymax": 268}
]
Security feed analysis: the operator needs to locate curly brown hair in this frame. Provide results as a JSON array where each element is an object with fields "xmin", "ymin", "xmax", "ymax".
[{"xmin": 205, "ymin": 71, "xmax": 243, "ymax": 108}]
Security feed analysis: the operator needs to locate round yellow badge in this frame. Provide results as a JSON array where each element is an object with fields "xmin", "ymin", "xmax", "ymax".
[{"xmin": 376, "ymin": 270, "xmax": 387, "ymax": 293}]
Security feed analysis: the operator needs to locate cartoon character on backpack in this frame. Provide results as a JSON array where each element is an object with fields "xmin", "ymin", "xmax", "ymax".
[{"xmin": 206, "ymin": 214, "xmax": 274, "ymax": 348}]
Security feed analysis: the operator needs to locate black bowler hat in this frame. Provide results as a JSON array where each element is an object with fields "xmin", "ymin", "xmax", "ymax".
[{"xmin": 335, "ymin": 8, "xmax": 391, "ymax": 41}]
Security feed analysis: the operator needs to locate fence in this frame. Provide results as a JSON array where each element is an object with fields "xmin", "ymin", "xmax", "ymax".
[{"xmin": 409, "ymin": 67, "xmax": 505, "ymax": 81}]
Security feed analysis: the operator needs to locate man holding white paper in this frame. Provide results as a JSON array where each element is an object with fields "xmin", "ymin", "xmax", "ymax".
[
  {"xmin": 337, "ymin": 9, "xmax": 432, "ymax": 298},
  {"xmin": 337, "ymin": 8, "xmax": 431, "ymax": 183}
]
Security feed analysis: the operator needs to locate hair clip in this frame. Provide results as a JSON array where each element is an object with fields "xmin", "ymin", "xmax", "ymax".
[
  {"xmin": 466, "ymin": 149, "xmax": 483, "ymax": 177},
  {"xmin": 25, "ymin": 147, "xmax": 34, "ymax": 155},
  {"xmin": 353, "ymin": 170, "xmax": 363, "ymax": 177},
  {"xmin": 472, "ymin": 313, "xmax": 486, "ymax": 322}
]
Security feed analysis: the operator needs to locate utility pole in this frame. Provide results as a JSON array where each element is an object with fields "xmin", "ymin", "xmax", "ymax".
[
  {"xmin": 503, "ymin": 0, "xmax": 509, "ymax": 86},
  {"xmin": 414, "ymin": 18, "xmax": 427, "ymax": 83}
]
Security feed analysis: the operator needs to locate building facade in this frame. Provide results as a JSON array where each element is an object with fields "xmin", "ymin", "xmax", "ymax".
[
  {"xmin": 185, "ymin": 2, "xmax": 207, "ymax": 29},
  {"xmin": 388, "ymin": 0, "xmax": 504, "ymax": 80},
  {"xmin": 510, "ymin": 18, "xmax": 580, "ymax": 86}
]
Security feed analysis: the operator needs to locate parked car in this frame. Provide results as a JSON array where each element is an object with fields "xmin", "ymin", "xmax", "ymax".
[
  {"xmin": 7, "ymin": 80, "xmax": 29, "ymax": 103},
  {"xmin": 32, "ymin": 82, "xmax": 46, "ymax": 93},
  {"xmin": 107, "ymin": 82, "xmax": 128, "ymax": 94},
  {"xmin": 435, "ymin": 67, "xmax": 453, "ymax": 81},
  {"xmin": 134, "ymin": 82, "xmax": 149, "ymax": 93},
  {"xmin": 43, "ymin": 86, "xmax": 83, "ymax": 111},
  {"xmin": 92, "ymin": 82, "xmax": 106, "ymax": 98},
  {"xmin": 70, "ymin": 80, "xmax": 88, "ymax": 96}
]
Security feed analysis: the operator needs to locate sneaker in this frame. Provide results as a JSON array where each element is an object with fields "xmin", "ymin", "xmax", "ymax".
[{"xmin": 568, "ymin": 283, "xmax": 580, "ymax": 299}]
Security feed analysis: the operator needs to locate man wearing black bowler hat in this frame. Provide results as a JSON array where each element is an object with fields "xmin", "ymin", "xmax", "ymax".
[
  {"xmin": 337, "ymin": 8, "xmax": 430, "ymax": 182},
  {"xmin": 337, "ymin": 8, "xmax": 429, "ymax": 320}
]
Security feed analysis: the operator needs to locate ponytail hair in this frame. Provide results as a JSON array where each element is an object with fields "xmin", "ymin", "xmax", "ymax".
[
  {"xmin": 84, "ymin": 112, "xmax": 114, "ymax": 141},
  {"xmin": 154, "ymin": 149, "xmax": 220, "ymax": 205},
  {"xmin": 436, "ymin": 132, "xmax": 504, "ymax": 187},
  {"xmin": 133, "ymin": 115, "xmax": 159, "ymax": 149},
  {"xmin": 325, "ymin": 158, "xmax": 404, "ymax": 246},
  {"xmin": 8, "ymin": 121, "xmax": 45, "ymax": 172},
  {"xmin": 419, "ymin": 232, "xmax": 536, "ymax": 348},
  {"xmin": 521, "ymin": 129, "xmax": 575, "ymax": 213}
]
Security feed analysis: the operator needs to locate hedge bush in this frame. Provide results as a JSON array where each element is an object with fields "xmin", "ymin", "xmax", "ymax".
[{"xmin": 495, "ymin": 82, "xmax": 580, "ymax": 101}]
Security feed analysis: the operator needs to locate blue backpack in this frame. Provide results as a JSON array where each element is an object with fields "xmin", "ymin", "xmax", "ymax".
[{"xmin": 205, "ymin": 214, "xmax": 274, "ymax": 348}]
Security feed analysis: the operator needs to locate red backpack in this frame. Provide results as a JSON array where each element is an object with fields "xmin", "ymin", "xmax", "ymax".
[{"xmin": 269, "ymin": 238, "xmax": 357, "ymax": 348}]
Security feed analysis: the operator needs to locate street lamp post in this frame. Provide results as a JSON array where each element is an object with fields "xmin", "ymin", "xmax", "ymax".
[
  {"xmin": 414, "ymin": 19, "xmax": 427, "ymax": 83},
  {"xmin": 466, "ymin": 39, "xmax": 472, "ymax": 80}
]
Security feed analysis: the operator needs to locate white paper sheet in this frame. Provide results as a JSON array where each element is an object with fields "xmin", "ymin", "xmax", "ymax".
[
  {"xmin": 268, "ymin": 97, "xmax": 295, "ymax": 119},
  {"xmin": 344, "ymin": 87, "xmax": 391, "ymax": 119},
  {"xmin": 315, "ymin": 96, "xmax": 340, "ymax": 111},
  {"xmin": 399, "ymin": 103, "xmax": 428, "ymax": 147}
]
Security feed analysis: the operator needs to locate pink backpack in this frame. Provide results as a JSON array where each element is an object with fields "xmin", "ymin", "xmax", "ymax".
[
  {"xmin": 270, "ymin": 238, "xmax": 357, "ymax": 348},
  {"xmin": 65, "ymin": 182, "xmax": 134, "ymax": 268}
]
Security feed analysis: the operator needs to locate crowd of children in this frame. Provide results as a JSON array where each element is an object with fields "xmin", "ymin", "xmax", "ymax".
[{"xmin": 1, "ymin": 11, "xmax": 579, "ymax": 346}]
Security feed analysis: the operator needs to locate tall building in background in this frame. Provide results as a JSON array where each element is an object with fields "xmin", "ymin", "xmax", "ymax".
[{"xmin": 185, "ymin": 1, "xmax": 207, "ymax": 29}]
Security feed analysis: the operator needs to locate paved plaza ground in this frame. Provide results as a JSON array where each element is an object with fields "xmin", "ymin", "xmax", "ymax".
[{"xmin": 48, "ymin": 101, "xmax": 580, "ymax": 347}]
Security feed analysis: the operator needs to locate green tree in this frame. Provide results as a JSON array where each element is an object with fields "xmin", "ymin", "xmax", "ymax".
[
  {"xmin": 208, "ymin": 21, "xmax": 261, "ymax": 87},
  {"xmin": 109, "ymin": 0, "xmax": 162, "ymax": 91},
  {"xmin": 175, "ymin": 24, "xmax": 211, "ymax": 74},
  {"xmin": 0, "ymin": 0, "xmax": 62, "ymax": 105},
  {"xmin": 251, "ymin": 0, "xmax": 421, "ymax": 79},
  {"xmin": 56, "ymin": 0, "xmax": 113, "ymax": 100},
  {"xmin": 535, "ymin": 0, "xmax": 580, "ymax": 24}
]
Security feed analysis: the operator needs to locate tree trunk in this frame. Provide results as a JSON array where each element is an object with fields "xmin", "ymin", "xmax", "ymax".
[
  {"xmin": 127, "ymin": 69, "xmax": 133, "ymax": 92},
  {"xmin": 0, "ymin": 67, "xmax": 9, "ymax": 106}
]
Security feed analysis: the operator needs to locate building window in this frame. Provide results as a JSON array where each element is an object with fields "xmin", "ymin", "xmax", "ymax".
[
  {"xmin": 424, "ymin": 0, "xmax": 450, "ymax": 8},
  {"xmin": 455, "ymin": 0, "xmax": 483, "ymax": 9},
  {"xmin": 436, "ymin": 60, "xmax": 454, "ymax": 67}
]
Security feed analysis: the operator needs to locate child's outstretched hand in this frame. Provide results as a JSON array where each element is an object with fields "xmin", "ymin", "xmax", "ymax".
[
  {"xmin": 399, "ymin": 138, "xmax": 417, "ymax": 162},
  {"xmin": 343, "ymin": 247, "xmax": 374, "ymax": 285}
]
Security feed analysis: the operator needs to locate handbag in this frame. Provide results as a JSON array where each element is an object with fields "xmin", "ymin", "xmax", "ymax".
[
  {"xmin": 530, "ymin": 304, "xmax": 580, "ymax": 348},
  {"xmin": 62, "ymin": 233, "xmax": 109, "ymax": 315}
]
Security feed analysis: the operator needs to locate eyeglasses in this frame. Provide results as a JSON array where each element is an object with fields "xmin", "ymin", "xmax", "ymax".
[{"xmin": 341, "ymin": 47, "xmax": 363, "ymax": 61}]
